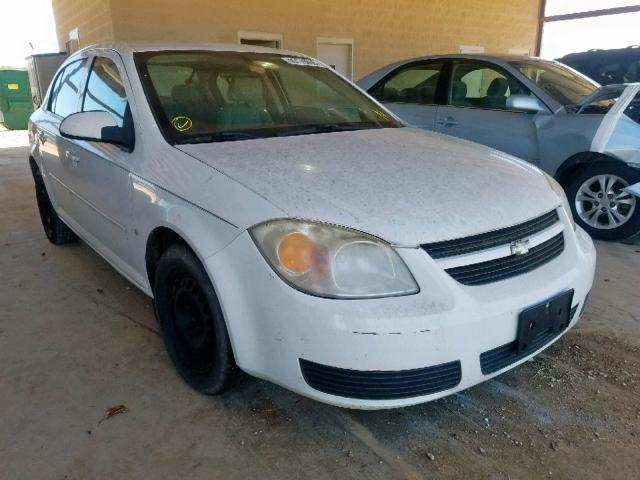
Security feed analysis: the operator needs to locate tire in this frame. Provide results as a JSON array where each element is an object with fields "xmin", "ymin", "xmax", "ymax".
[
  {"xmin": 564, "ymin": 162, "xmax": 640, "ymax": 241},
  {"xmin": 31, "ymin": 164, "xmax": 78, "ymax": 245},
  {"xmin": 153, "ymin": 244, "xmax": 238, "ymax": 394}
]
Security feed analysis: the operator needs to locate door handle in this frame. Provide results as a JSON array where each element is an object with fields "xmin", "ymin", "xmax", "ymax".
[
  {"xmin": 65, "ymin": 150, "xmax": 80, "ymax": 167},
  {"xmin": 436, "ymin": 117, "xmax": 458, "ymax": 127}
]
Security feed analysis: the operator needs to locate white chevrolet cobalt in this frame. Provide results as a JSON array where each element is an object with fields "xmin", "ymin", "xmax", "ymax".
[{"xmin": 28, "ymin": 43, "xmax": 595, "ymax": 409}]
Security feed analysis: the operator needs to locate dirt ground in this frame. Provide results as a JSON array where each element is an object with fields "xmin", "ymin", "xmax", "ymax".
[{"xmin": 1, "ymin": 133, "xmax": 639, "ymax": 479}]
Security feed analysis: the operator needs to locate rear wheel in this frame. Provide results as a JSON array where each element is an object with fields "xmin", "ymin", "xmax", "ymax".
[
  {"xmin": 153, "ymin": 245, "xmax": 238, "ymax": 394},
  {"xmin": 31, "ymin": 164, "xmax": 78, "ymax": 245},
  {"xmin": 565, "ymin": 162, "xmax": 640, "ymax": 241}
]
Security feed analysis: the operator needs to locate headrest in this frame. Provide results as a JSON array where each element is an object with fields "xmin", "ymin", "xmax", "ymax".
[
  {"xmin": 228, "ymin": 76, "xmax": 265, "ymax": 105},
  {"xmin": 487, "ymin": 77, "xmax": 508, "ymax": 97},
  {"xmin": 171, "ymin": 84, "xmax": 202, "ymax": 104},
  {"xmin": 451, "ymin": 81, "xmax": 467, "ymax": 100}
]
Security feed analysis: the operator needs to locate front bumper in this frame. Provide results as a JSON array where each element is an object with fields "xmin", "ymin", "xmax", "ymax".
[{"xmin": 206, "ymin": 222, "xmax": 596, "ymax": 409}]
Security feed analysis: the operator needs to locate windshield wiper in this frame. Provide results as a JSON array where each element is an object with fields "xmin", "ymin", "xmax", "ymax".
[
  {"xmin": 178, "ymin": 131, "xmax": 262, "ymax": 144},
  {"xmin": 275, "ymin": 123, "xmax": 381, "ymax": 137}
]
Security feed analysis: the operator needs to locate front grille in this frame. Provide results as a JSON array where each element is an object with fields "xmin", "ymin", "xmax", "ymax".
[
  {"xmin": 445, "ymin": 232, "xmax": 565, "ymax": 286},
  {"xmin": 422, "ymin": 210, "xmax": 559, "ymax": 259},
  {"xmin": 480, "ymin": 302, "xmax": 580, "ymax": 375},
  {"xmin": 299, "ymin": 359, "xmax": 461, "ymax": 400}
]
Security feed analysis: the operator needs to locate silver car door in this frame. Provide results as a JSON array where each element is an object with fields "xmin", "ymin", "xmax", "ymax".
[
  {"xmin": 36, "ymin": 58, "xmax": 88, "ymax": 220},
  {"xmin": 587, "ymin": 83, "xmax": 640, "ymax": 198},
  {"xmin": 590, "ymin": 83, "xmax": 640, "ymax": 163},
  {"xmin": 367, "ymin": 60, "xmax": 444, "ymax": 129},
  {"xmin": 61, "ymin": 51, "xmax": 135, "ymax": 267},
  {"xmin": 434, "ymin": 60, "xmax": 547, "ymax": 164}
]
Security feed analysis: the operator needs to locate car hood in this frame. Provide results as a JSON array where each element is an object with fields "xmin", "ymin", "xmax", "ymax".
[
  {"xmin": 176, "ymin": 128, "xmax": 559, "ymax": 245},
  {"xmin": 575, "ymin": 83, "xmax": 639, "ymax": 109}
]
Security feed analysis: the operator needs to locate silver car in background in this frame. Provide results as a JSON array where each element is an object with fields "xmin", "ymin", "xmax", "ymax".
[{"xmin": 358, "ymin": 55, "xmax": 640, "ymax": 241}]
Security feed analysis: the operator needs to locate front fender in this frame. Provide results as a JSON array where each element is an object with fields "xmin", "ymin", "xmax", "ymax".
[{"xmin": 129, "ymin": 174, "xmax": 241, "ymax": 295}]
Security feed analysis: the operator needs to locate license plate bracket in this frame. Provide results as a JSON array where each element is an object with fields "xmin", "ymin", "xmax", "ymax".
[{"xmin": 516, "ymin": 290, "xmax": 574, "ymax": 353}]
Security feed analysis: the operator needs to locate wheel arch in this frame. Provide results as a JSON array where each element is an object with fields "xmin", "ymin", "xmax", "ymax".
[
  {"xmin": 144, "ymin": 226, "xmax": 200, "ymax": 292},
  {"xmin": 554, "ymin": 151, "xmax": 623, "ymax": 187},
  {"xmin": 28, "ymin": 155, "xmax": 39, "ymax": 174}
]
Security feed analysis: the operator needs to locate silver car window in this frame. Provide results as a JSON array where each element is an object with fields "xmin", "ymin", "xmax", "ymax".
[{"xmin": 510, "ymin": 60, "xmax": 598, "ymax": 106}]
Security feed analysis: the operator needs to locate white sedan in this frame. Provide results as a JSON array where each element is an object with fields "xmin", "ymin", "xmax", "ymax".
[{"xmin": 28, "ymin": 42, "xmax": 596, "ymax": 409}]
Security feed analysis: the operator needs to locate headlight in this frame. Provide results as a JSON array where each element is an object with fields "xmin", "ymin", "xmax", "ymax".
[
  {"xmin": 544, "ymin": 173, "xmax": 576, "ymax": 230},
  {"xmin": 249, "ymin": 219, "xmax": 419, "ymax": 299}
]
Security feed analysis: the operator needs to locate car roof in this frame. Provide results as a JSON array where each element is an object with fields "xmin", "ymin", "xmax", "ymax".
[
  {"xmin": 69, "ymin": 41, "xmax": 307, "ymax": 59},
  {"xmin": 559, "ymin": 45, "xmax": 640, "ymax": 60},
  {"xmin": 384, "ymin": 53, "xmax": 550, "ymax": 64}
]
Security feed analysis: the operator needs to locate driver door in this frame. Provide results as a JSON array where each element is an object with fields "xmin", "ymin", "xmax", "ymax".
[
  {"xmin": 62, "ymin": 50, "xmax": 134, "ymax": 267},
  {"xmin": 434, "ymin": 60, "xmax": 546, "ymax": 163}
]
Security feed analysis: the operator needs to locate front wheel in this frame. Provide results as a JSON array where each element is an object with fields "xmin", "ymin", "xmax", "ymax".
[
  {"xmin": 565, "ymin": 162, "xmax": 640, "ymax": 241},
  {"xmin": 153, "ymin": 245, "xmax": 238, "ymax": 394}
]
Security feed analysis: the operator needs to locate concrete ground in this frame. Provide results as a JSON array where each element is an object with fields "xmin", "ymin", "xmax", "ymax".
[{"xmin": 1, "ymin": 132, "xmax": 639, "ymax": 480}]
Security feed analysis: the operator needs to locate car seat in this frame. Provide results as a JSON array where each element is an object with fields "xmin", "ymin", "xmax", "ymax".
[
  {"xmin": 451, "ymin": 81, "xmax": 470, "ymax": 106},
  {"xmin": 483, "ymin": 78, "xmax": 508, "ymax": 110},
  {"xmin": 170, "ymin": 84, "xmax": 219, "ymax": 126},
  {"xmin": 218, "ymin": 76, "xmax": 273, "ymax": 129}
]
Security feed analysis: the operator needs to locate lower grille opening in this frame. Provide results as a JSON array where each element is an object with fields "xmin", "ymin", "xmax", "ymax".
[
  {"xmin": 300, "ymin": 359, "xmax": 462, "ymax": 400},
  {"xmin": 480, "ymin": 303, "xmax": 580, "ymax": 375}
]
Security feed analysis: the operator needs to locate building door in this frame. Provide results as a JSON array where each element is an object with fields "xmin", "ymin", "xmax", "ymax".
[{"xmin": 317, "ymin": 39, "xmax": 353, "ymax": 80}]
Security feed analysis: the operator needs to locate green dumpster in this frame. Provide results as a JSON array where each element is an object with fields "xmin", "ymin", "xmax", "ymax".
[{"xmin": 0, "ymin": 68, "xmax": 34, "ymax": 130}]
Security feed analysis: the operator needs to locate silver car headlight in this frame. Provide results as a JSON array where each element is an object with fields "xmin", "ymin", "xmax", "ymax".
[
  {"xmin": 250, "ymin": 219, "xmax": 419, "ymax": 299},
  {"xmin": 544, "ymin": 172, "xmax": 576, "ymax": 230}
]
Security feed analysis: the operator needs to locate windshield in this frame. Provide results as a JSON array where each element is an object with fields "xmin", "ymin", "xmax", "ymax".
[
  {"xmin": 134, "ymin": 50, "xmax": 400, "ymax": 144},
  {"xmin": 510, "ymin": 60, "xmax": 599, "ymax": 106}
]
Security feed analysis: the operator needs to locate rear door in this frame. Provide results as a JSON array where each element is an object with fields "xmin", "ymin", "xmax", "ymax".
[
  {"xmin": 367, "ymin": 60, "xmax": 445, "ymax": 129},
  {"xmin": 434, "ymin": 60, "xmax": 544, "ymax": 163},
  {"xmin": 36, "ymin": 58, "xmax": 88, "ymax": 220},
  {"xmin": 62, "ymin": 51, "xmax": 134, "ymax": 265}
]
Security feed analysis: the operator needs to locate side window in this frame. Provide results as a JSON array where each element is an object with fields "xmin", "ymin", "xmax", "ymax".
[
  {"xmin": 448, "ymin": 62, "xmax": 529, "ymax": 111},
  {"xmin": 82, "ymin": 57, "xmax": 129, "ymax": 127},
  {"xmin": 623, "ymin": 59, "xmax": 640, "ymax": 83},
  {"xmin": 624, "ymin": 93, "xmax": 640, "ymax": 125},
  {"xmin": 47, "ymin": 65, "xmax": 67, "ymax": 111},
  {"xmin": 371, "ymin": 62, "xmax": 443, "ymax": 104},
  {"xmin": 49, "ymin": 60, "xmax": 86, "ymax": 118},
  {"xmin": 595, "ymin": 61, "xmax": 625, "ymax": 85}
]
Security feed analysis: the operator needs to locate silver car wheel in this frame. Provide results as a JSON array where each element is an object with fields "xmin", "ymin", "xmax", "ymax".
[{"xmin": 575, "ymin": 174, "xmax": 636, "ymax": 230}]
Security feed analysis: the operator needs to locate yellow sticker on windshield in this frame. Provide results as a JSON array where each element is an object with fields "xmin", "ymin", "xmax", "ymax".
[
  {"xmin": 7, "ymin": 83, "xmax": 19, "ymax": 90},
  {"xmin": 373, "ymin": 109, "xmax": 390, "ymax": 121},
  {"xmin": 171, "ymin": 115, "xmax": 193, "ymax": 132}
]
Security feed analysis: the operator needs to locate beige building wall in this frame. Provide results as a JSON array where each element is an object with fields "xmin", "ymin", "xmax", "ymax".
[
  {"xmin": 52, "ymin": 0, "xmax": 541, "ymax": 78},
  {"xmin": 51, "ymin": 0, "xmax": 114, "ymax": 51}
]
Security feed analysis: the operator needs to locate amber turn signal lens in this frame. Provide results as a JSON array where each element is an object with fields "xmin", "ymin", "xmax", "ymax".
[{"xmin": 277, "ymin": 231, "xmax": 315, "ymax": 274}]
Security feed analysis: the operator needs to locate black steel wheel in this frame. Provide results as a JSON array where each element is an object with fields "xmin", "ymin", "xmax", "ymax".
[
  {"xmin": 31, "ymin": 163, "xmax": 78, "ymax": 245},
  {"xmin": 153, "ymin": 244, "xmax": 238, "ymax": 394}
]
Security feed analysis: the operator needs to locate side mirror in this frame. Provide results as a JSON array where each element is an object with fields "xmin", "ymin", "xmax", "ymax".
[
  {"xmin": 60, "ymin": 111, "xmax": 134, "ymax": 151},
  {"xmin": 506, "ymin": 94, "xmax": 544, "ymax": 113}
]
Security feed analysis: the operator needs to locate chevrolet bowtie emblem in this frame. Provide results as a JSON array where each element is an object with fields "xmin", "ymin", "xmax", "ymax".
[{"xmin": 510, "ymin": 239, "xmax": 531, "ymax": 256}]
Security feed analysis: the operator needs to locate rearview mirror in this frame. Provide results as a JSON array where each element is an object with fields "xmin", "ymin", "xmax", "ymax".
[
  {"xmin": 506, "ymin": 94, "xmax": 544, "ymax": 113},
  {"xmin": 60, "ymin": 111, "xmax": 134, "ymax": 151}
]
